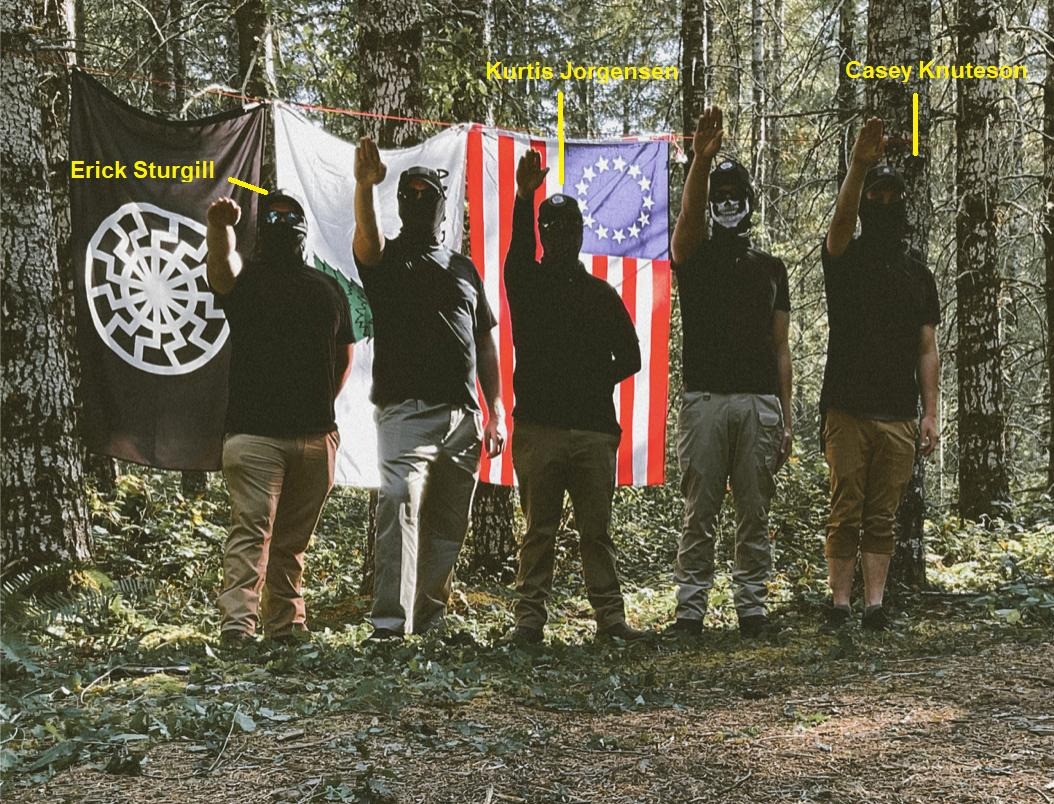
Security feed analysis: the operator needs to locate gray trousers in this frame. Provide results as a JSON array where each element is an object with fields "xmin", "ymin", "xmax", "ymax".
[
  {"xmin": 675, "ymin": 392, "xmax": 781, "ymax": 620},
  {"xmin": 373, "ymin": 400, "xmax": 481, "ymax": 634},
  {"xmin": 512, "ymin": 421, "xmax": 627, "ymax": 631}
]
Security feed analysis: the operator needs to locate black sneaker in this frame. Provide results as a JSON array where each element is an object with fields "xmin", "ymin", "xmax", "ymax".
[
  {"xmin": 738, "ymin": 614, "xmax": 771, "ymax": 639},
  {"xmin": 367, "ymin": 626, "xmax": 404, "ymax": 642},
  {"xmin": 820, "ymin": 605, "xmax": 852, "ymax": 634},
  {"xmin": 861, "ymin": 605, "xmax": 892, "ymax": 632},
  {"xmin": 596, "ymin": 622, "xmax": 655, "ymax": 643},
  {"xmin": 663, "ymin": 618, "xmax": 703, "ymax": 638},
  {"xmin": 508, "ymin": 626, "xmax": 544, "ymax": 646}
]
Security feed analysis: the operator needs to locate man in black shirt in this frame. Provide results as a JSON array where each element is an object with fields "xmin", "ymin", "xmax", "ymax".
[
  {"xmin": 353, "ymin": 137, "xmax": 505, "ymax": 638},
  {"xmin": 504, "ymin": 150, "xmax": 648, "ymax": 645},
  {"xmin": 206, "ymin": 190, "xmax": 354, "ymax": 645},
  {"xmin": 820, "ymin": 118, "xmax": 940, "ymax": 632},
  {"xmin": 668, "ymin": 106, "xmax": 793, "ymax": 639}
]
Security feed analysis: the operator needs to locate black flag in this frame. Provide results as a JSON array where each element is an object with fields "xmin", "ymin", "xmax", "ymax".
[{"xmin": 70, "ymin": 70, "xmax": 266, "ymax": 470}]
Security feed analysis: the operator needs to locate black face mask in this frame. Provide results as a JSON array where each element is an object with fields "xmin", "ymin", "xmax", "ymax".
[
  {"xmin": 859, "ymin": 197, "xmax": 908, "ymax": 244},
  {"xmin": 258, "ymin": 220, "xmax": 307, "ymax": 263},
  {"xmin": 398, "ymin": 187, "xmax": 444, "ymax": 247}
]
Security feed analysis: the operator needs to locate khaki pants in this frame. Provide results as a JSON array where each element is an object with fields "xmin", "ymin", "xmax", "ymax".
[
  {"xmin": 675, "ymin": 393, "xmax": 781, "ymax": 620},
  {"xmin": 373, "ymin": 400, "xmax": 481, "ymax": 635},
  {"xmin": 824, "ymin": 408, "xmax": 917, "ymax": 558},
  {"xmin": 512, "ymin": 420, "xmax": 626, "ymax": 630},
  {"xmin": 218, "ymin": 431, "xmax": 338, "ymax": 637}
]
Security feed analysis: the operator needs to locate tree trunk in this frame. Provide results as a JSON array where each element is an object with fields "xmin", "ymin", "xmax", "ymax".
[
  {"xmin": 681, "ymin": 0, "xmax": 712, "ymax": 148},
  {"xmin": 356, "ymin": 0, "xmax": 424, "ymax": 148},
  {"xmin": 955, "ymin": 0, "xmax": 1012, "ymax": 520},
  {"xmin": 866, "ymin": 0, "xmax": 933, "ymax": 587},
  {"xmin": 2, "ymin": 0, "xmax": 91, "ymax": 572},
  {"xmin": 1045, "ymin": 0, "xmax": 1054, "ymax": 493},
  {"xmin": 835, "ymin": 0, "xmax": 859, "ymax": 186},
  {"xmin": 234, "ymin": 0, "xmax": 273, "ymax": 99},
  {"xmin": 766, "ymin": 0, "xmax": 783, "ymax": 226},
  {"xmin": 750, "ymin": 0, "xmax": 766, "ymax": 227}
]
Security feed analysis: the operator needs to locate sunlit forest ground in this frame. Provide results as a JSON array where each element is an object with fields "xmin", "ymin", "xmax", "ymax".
[{"xmin": 3, "ymin": 468, "xmax": 1052, "ymax": 802}]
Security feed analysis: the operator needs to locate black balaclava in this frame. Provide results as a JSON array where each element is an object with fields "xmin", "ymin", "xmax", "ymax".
[
  {"xmin": 709, "ymin": 158, "xmax": 754, "ymax": 241},
  {"xmin": 859, "ymin": 164, "xmax": 908, "ymax": 245},
  {"xmin": 397, "ymin": 166, "xmax": 447, "ymax": 247},
  {"xmin": 259, "ymin": 189, "xmax": 308, "ymax": 264},
  {"xmin": 538, "ymin": 193, "xmax": 584, "ymax": 268}
]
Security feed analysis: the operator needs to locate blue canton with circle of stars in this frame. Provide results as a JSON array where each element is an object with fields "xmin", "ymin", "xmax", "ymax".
[{"xmin": 563, "ymin": 140, "xmax": 669, "ymax": 260}]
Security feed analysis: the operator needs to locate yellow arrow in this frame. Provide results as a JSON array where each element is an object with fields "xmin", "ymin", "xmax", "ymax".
[
  {"xmin": 557, "ymin": 90, "xmax": 565, "ymax": 184},
  {"xmin": 228, "ymin": 176, "xmax": 268, "ymax": 194}
]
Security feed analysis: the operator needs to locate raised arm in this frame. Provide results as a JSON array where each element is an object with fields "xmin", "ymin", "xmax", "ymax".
[
  {"xmin": 508, "ymin": 149, "xmax": 548, "ymax": 268},
  {"xmin": 353, "ymin": 137, "xmax": 387, "ymax": 267},
  {"xmin": 826, "ymin": 117, "xmax": 886, "ymax": 258},
  {"xmin": 206, "ymin": 197, "xmax": 243, "ymax": 295},
  {"xmin": 671, "ymin": 106, "xmax": 723, "ymax": 266},
  {"xmin": 917, "ymin": 324, "xmax": 939, "ymax": 457}
]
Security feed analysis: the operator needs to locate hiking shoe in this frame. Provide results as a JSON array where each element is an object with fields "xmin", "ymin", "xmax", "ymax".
[
  {"xmin": 663, "ymin": 618, "xmax": 704, "ymax": 638},
  {"xmin": 596, "ymin": 622, "xmax": 655, "ymax": 643},
  {"xmin": 367, "ymin": 626, "xmax": 404, "ymax": 642},
  {"xmin": 268, "ymin": 625, "xmax": 311, "ymax": 645},
  {"xmin": 820, "ymin": 605, "xmax": 852, "ymax": 634},
  {"xmin": 861, "ymin": 605, "xmax": 892, "ymax": 632},
  {"xmin": 508, "ymin": 626, "xmax": 544, "ymax": 646},
  {"xmin": 738, "ymin": 614, "xmax": 772, "ymax": 639}
]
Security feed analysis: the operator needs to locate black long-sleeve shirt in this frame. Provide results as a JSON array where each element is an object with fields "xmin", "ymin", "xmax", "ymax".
[{"xmin": 504, "ymin": 195, "xmax": 641, "ymax": 436}]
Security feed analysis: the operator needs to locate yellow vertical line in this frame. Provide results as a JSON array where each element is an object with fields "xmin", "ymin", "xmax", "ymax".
[
  {"xmin": 557, "ymin": 90, "xmax": 565, "ymax": 184},
  {"xmin": 912, "ymin": 92, "xmax": 919, "ymax": 156}
]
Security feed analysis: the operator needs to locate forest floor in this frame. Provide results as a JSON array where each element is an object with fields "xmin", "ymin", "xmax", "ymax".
[
  {"xmin": 5, "ymin": 478, "xmax": 1053, "ymax": 802},
  {"xmin": 15, "ymin": 597, "xmax": 1054, "ymax": 804}
]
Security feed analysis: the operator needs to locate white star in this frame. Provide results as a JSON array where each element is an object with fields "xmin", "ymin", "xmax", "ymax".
[
  {"xmin": 613, "ymin": 229, "xmax": 625, "ymax": 243},
  {"xmin": 583, "ymin": 167, "xmax": 596, "ymax": 180},
  {"xmin": 575, "ymin": 181, "xmax": 588, "ymax": 195},
  {"xmin": 596, "ymin": 225, "xmax": 609, "ymax": 239},
  {"xmin": 638, "ymin": 211, "xmax": 650, "ymax": 226},
  {"xmin": 638, "ymin": 176, "xmax": 651, "ymax": 192},
  {"xmin": 613, "ymin": 156, "xmax": 626, "ymax": 171},
  {"xmin": 642, "ymin": 196, "xmax": 654, "ymax": 209},
  {"xmin": 583, "ymin": 213, "xmax": 595, "ymax": 227},
  {"xmin": 579, "ymin": 200, "xmax": 588, "ymax": 211},
  {"xmin": 628, "ymin": 224, "xmax": 640, "ymax": 237},
  {"xmin": 627, "ymin": 164, "xmax": 642, "ymax": 178},
  {"xmin": 596, "ymin": 157, "xmax": 609, "ymax": 172}
]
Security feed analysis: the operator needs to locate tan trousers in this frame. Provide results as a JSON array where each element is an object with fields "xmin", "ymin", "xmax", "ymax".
[
  {"xmin": 824, "ymin": 408, "xmax": 917, "ymax": 558},
  {"xmin": 512, "ymin": 420, "xmax": 626, "ymax": 630},
  {"xmin": 218, "ymin": 431, "xmax": 338, "ymax": 637},
  {"xmin": 675, "ymin": 392, "xmax": 782, "ymax": 620},
  {"xmin": 373, "ymin": 400, "xmax": 481, "ymax": 635}
]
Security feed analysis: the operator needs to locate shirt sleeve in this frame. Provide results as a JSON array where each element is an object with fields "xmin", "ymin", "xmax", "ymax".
[
  {"xmin": 354, "ymin": 238, "xmax": 393, "ymax": 294},
  {"xmin": 671, "ymin": 239, "xmax": 708, "ymax": 287},
  {"xmin": 774, "ymin": 258, "xmax": 791, "ymax": 312}
]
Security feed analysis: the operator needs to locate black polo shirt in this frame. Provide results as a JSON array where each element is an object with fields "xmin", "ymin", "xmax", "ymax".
[
  {"xmin": 820, "ymin": 237, "xmax": 940, "ymax": 419},
  {"xmin": 356, "ymin": 236, "xmax": 496, "ymax": 410},
  {"xmin": 674, "ymin": 237, "xmax": 790, "ymax": 395},
  {"xmin": 214, "ymin": 257, "xmax": 353, "ymax": 436}
]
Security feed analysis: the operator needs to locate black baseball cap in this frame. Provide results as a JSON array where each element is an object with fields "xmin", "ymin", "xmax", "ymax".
[
  {"xmin": 709, "ymin": 158, "xmax": 752, "ymax": 194},
  {"xmin": 398, "ymin": 166, "xmax": 448, "ymax": 197},
  {"xmin": 265, "ymin": 188, "xmax": 306, "ymax": 216},
  {"xmin": 538, "ymin": 193, "xmax": 583, "ymax": 225},
  {"xmin": 864, "ymin": 164, "xmax": 906, "ymax": 193}
]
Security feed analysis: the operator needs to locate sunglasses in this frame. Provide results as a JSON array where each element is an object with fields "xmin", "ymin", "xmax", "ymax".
[{"xmin": 264, "ymin": 209, "xmax": 305, "ymax": 226}]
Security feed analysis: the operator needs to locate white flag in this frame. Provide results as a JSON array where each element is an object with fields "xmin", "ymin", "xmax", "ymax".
[{"xmin": 274, "ymin": 104, "xmax": 468, "ymax": 486}]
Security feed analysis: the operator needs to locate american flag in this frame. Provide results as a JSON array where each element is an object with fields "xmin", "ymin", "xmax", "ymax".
[{"xmin": 467, "ymin": 127, "xmax": 672, "ymax": 486}]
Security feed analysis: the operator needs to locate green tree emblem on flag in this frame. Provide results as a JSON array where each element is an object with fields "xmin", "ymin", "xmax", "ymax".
[{"xmin": 313, "ymin": 256, "xmax": 373, "ymax": 341}]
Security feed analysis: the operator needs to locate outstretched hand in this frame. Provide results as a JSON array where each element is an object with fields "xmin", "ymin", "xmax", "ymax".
[
  {"xmin": 516, "ymin": 149, "xmax": 549, "ymax": 199},
  {"xmin": 693, "ymin": 106, "xmax": 724, "ymax": 161},
  {"xmin": 207, "ymin": 196, "xmax": 241, "ymax": 228},
  {"xmin": 850, "ymin": 117, "xmax": 887, "ymax": 167},
  {"xmin": 355, "ymin": 137, "xmax": 387, "ymax": 187}
]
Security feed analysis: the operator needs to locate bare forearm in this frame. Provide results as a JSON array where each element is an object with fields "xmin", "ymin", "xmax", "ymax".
[
  {"xmin": 671, "ymin": 155, "xmax": 712, "ymax": 264},
  {"xmin": 353, "ymin": 183, "xmax": 382, "ymax": 266},
  {"xmin": 334, "ymin": 344, "xmax": 353, "ymax": 394},
  {"xmin": 918, "ymin": 348, "xmax": 939, "ymax": 419},
  {"xmin": 206, "ymin": 224, "xmax": 240, "ymax": 294},
  {"xmin": 777, "ymin": 343, "xmax": 793, "ymax": 429},
  {"xmin": 477, "ymin": 334, "xmax": 504, "ymax": 420},
  {"xmin": 826, "ymin": 161, "xmax": 867, "ymax": 257}
]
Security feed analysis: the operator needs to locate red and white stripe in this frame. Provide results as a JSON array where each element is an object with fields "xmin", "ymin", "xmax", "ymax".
[{"xmin": 466, "ymin": 126, "xmax": 670, "ymax": 487}]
